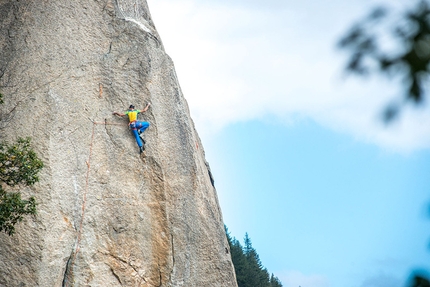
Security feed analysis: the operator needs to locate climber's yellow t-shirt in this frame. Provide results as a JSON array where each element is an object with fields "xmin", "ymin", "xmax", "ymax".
[{"xmin": 125, "ymin": 109, "xmax": 141, "ymax": 122}]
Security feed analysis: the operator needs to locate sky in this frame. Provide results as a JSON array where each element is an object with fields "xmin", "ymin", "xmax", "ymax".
[{"xmin": 145, "ymin": 0, "xmax": 430, "ymax": 286}]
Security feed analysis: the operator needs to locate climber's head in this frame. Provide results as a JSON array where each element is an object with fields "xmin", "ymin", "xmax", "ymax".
[{"xmin": 129, "ymin": 105, "xmax": 135, "ymax": 110}]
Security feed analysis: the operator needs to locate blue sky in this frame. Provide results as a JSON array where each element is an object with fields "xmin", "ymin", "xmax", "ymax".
[
  {"xmin": 205, "ymin": 119, "xmax": 430, "ymax": 287},
  {"xmin": 146, "ymin": 0, "xmax": 430, "ymax": 286}
]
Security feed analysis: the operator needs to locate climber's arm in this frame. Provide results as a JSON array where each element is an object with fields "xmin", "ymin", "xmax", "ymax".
[
  {"xmin": 113, "ymin": 111, "xmax": 126, "ymax": 117},
  {"xmin": 141, "ymin": 102, "xmax": 151, "ymax": 113}
]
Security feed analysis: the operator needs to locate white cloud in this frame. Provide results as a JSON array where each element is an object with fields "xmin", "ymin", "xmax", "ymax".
[
  {"xmin": 147, "ymin": 0, "xmax": 430, "ymax": 152},
  {"xmin": 278, "ymin": 270, "xmax": 330, "ymax": 287}
]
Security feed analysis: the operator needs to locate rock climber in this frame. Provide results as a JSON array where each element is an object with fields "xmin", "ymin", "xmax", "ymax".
[{"xmin": 113, "ymin": 103, "xmax": 151, "ymax": 154}]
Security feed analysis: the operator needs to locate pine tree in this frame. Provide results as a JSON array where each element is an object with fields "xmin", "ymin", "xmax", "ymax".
[
  {"xmin": 243, "ymin": 233, "xmax": 270, "ymax": 287},
  {"xmin": 225, "ymin": 226, "xmax": 249, "ymax": 286},
  {"xmin": 270, "ymin": 273, "xmax": 283, "ymax": 287},
  {"xmin": 225, "ymin": 227, "xmax": 283, "ymax": 287}
]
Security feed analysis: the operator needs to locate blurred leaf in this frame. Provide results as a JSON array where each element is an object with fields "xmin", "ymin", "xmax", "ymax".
[
  {"xmin": 409, "ymin": 274, "xmax": 430, "ymax": 287},
  {"xmin": 339, "ymin": 0, "xmax": 430, "ymax": 121}
]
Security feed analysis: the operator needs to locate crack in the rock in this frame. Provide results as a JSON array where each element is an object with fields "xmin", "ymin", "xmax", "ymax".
[
  {"xmin": 62, "ymin": 250, "xmax": 74, "ymax": 287},
  {"xmin": 106, "ymin": 252, "xmax": 147, "ymax": 284},
  {"xmin": 170, "ymin": 234, "xmax": 175, "ymax": 280},
  {"xmin": 158, "ymin": 264, "xmax": 162, "ymax": 287},
  {"xmin": 110, "ymin": 267, "xmax": 122, "ymax": 285}
]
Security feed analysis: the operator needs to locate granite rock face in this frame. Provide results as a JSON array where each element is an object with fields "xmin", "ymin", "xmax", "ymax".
[{"xmin": 0, "ymin": 1, "xmax": 237, "ymax": 286}]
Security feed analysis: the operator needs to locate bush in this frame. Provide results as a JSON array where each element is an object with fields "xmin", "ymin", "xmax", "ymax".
[{"xmin": 0, "ymin": 138, "xmax": 43, "ymax": 235}]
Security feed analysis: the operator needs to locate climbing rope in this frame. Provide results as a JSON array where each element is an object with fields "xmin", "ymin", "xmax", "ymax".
[
  {"xmin": 64, "ymin": 120, "xmax": 127, "ymax": 286},
  {"xmin": 75, "ymin": 122, "xmax": 96, "ymax": 254}
]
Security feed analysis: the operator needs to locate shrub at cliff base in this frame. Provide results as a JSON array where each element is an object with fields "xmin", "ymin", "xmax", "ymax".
[{"xmin": 0, "ymin": 137, "xmax": 43, "ymax": 236}]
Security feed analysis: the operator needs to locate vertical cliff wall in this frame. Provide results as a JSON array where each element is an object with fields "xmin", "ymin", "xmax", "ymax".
[{"xmin": 0, "ymin": 1, "xmax": 237, "ymax": 286}]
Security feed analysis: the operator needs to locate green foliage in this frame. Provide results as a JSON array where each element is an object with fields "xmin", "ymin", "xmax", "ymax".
[
  {"xmin": 0, "ymin": 138, "xmax": 44, "ymax": 186},
  {"xmin": 270, "ymin": 274, "xmax": 283, "ymax": 287},
  {"xmin": 409, "ymin": 272, "xmax": 430, "ymax": 287},
  {"xmin": 226, "ymin": 228, "xmax": 249, "ymax": 286},
  {"xmin": 243, "ymin": 233, "xmax": 271, "ymax": 287},
  {"xmin": 225, "ymin": 226, "xmax": 283, "ymax": 287},
  {"xmin": 339, "ymin": 0, "xmax": 430, "ymax": 120},
  {"xmin": 0, "ymin": 138, "xmax": 43, "ymax": 235},
  {"xmin": 0, "ymin": 188, "xmax": 36, "ymax": 236},
  {"xmin": 339, "ymin": 1, "xmax": 430, "ymax": 286}
]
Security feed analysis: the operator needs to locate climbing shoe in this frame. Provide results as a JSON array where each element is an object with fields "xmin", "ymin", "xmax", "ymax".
[
  {"xmin": 139, "ymin": 146, "xmax": 145, "ymax": 154},
  {"xmin": 139, "ymin": 133, "xmax": 146, "ymax": 144}
]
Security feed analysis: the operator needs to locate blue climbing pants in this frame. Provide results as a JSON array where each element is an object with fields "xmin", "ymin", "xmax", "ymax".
[{"xmin": 129, "ymin": 121, "xmax": 149, "ymax": 147}]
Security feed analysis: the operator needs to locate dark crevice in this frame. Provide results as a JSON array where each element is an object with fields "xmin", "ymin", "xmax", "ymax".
[
  {"xmin": 171, "ymin": 234, "xmax": 175, "ymax": 267},
  {"xmin": 169, "ymin": 234, "xmax": 175, "ymax": 281},
  {"xmin": 108, "ymin": 41, "xmax": 112, "ymax": 54},
  {"xmin": 62, "ymin": 251, "xmax": 74, "ymax": 287},
  {"xmin": 158, "ymin": 265, "xmax": 162, "ymax": 287},
  {"xmin": 110, "ymin": 267, "xmax": 122, "ymax": 285},
  {"xmin": 205, "ymin": 161, "xmax": 215, "ymax": 187}
]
